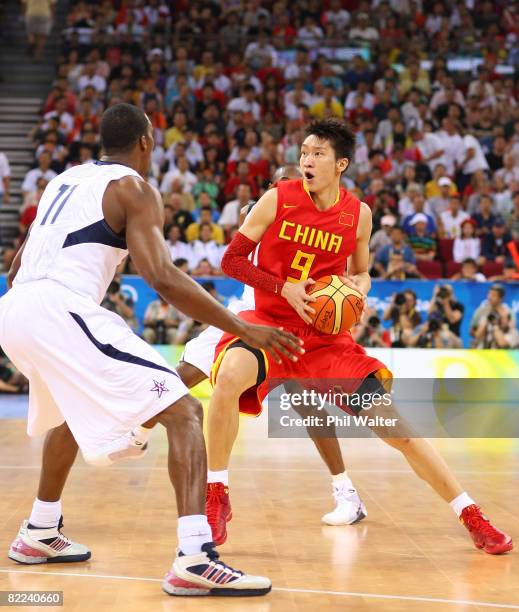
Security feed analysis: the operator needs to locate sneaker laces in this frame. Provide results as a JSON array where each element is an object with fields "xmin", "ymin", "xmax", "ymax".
[
  {"xmin": 201, "ymin": 543, "xmax": 243, "ymax": 577},
  {"xmin": 332, "ymin": 484, "xmax": 357, "ymax": 505},
  {"xmin": 33, "ymin": 516, "xmax": 72, "ymax": 547},
  {"xmin": 463, "ymin": 506, "xmax": 499, "ymax": 538},
  {"xmin": 206, "ymin": 484, "xmax": 225, "ymax": 525}
]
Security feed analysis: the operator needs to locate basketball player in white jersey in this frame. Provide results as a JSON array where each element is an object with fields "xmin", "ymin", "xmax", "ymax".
[
  {"xmin": 0, "ymin": 103, "xmax": 305, "ymax": 597},
  {"xmin": 177, "ymin": 165, "xmax": 367, "ymax": 534}
]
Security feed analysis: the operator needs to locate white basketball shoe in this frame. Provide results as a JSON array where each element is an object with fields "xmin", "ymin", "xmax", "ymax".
[
  {"xmin": 8, "ymin": 517, "xmax": 91, "ymax": 564},
  {"xmin": 321, "ymin": 484, "xmax": 367, "ymax": 526},
  {"xmin": 163, "ymin": 543, "xmax": 271, "ymax": 597}
]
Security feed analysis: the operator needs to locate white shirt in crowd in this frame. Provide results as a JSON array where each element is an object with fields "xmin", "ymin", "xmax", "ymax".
[
  {"xmin": 227, "ymin": 96, "xmax": 261, "ymax": 121},
  {"xmin": 160, "ymin": 168, "xmax": 198, "ymax": 194},
  {"xmin": 457, "ymin": 134, "xmax": 489, "ymax": 175},
  {"xmin": 77, "ymin": 74, "xmax": 106, "ymax": 93},
  {"xmin": 166, "ymin": 239, "xmax": 191, "ymax": 263},
  {"xmin": 189, "ymin": 239, "xmax": 225, "ymax": 269},
  {"xmin": 440, "ymin": 209, "xmax": 470, "ymax": 238},
  {"xmin": 297, "ymin": 25, "xmax": 324, "ymax": 48},
  {"xmin": 436, "ymin": 129, "xmax": 464, "ymax": 176},
  {"xmin": 22, "ymin": 167, "xmax": 57, "ymax": 195},
  {"xmin": 344, "ymin": 90, "xmax": 375, "ymax": 110},
  {"xmin": 218, "ymin": 198, "xmax": 243, "ymax": 228},
  {"xmin": 43, "ymin": 110, "xmax": 74, "ymax": 135},
  {"xmin": 416, "ymin": 132, "xmax": 446, "ymax": 172},
  {"xmin": 453, "ymin": 237, "xmax": 481, "ymax": 263},
  {"xmin": 323, "ymin": 8, "xmax": 350, "ymax": 29},
  {"xmin": 0, "ymin": 152, "xmax": 11, "ymax": 196}
]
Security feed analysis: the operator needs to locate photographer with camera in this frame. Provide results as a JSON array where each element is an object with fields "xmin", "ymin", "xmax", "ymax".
[
  {"xmin": 471, "ymin": 284, "xmax": 517, "ymax": 348},
  {"xmin": 383, "ymin": 289, "xmax": 422, "ymax": 347},
  {"xmin": 408, "ymin": 314, "xmax": 463, "ymax": 348},
  {"xmin": 352, "ymin": 306, "xmax": 391, "ymax": 348},
  {"xmin": 101, "ymin": 275, "xmax": 138, "ymax": 332},
  {"xmin": 143, "ymin": 294, "xmax": 182, "ymax": 345},
  {"xmin": 428, "ymin": 284, "xmax": 464, "ymax": 338}
]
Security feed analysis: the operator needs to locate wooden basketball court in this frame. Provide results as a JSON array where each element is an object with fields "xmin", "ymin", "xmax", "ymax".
[{"xmin": 0, "ymin": 402, "xmax": 518, "ymax": 611}]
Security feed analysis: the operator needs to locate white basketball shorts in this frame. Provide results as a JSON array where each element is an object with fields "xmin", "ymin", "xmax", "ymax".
[
  {"xmin": 0, "ymin": 280, "xmax": 188, "ymax": 459},
  {"xmin": 180, "ymin": 298, "xmax": 251, "ymax": 378}
]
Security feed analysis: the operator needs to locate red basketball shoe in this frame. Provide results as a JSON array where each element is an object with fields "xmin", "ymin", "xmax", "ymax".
[
  {"xmin": 460, "ymin": 505, "xmax": 513, "ymax": 554},
  {"xmin": 206, "ymin": 483, "xmax": 232, "ymax": 546}
]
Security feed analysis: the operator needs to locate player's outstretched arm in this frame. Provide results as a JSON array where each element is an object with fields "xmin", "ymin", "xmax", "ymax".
[
  {"xmin": 222, "ymin": 188, "xmax": 316, "ymax": 324},
  {"xmin": 114, "ymin": 177, "xmax": 302, "ymax": 362}
]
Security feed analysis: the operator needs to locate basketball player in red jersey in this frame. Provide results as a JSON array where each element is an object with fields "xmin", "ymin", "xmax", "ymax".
[
  {"xmin": 177, "ymin": 165, "xmax": 367, "ymax": 527},
  {"xmin": 205, "ymin": 119, "xmax": 513, "ymax": 555}
]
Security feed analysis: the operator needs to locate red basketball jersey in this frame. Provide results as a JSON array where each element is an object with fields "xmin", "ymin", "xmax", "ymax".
[{"xmin": 255, "ymin": 179, "xmax": 362, "ymax": 328}]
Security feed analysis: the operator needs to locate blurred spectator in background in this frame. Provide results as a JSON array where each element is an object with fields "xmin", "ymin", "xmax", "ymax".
[
  {"xmin": 374, "ymin": 225, "xmax": 415, "ymax": 278},
  {"xmin": 453, "ymin": 218, "xmax": 481, "ymax": 263},
  {"xmin": 23, "ymin": 0, "xmax": 55, "ymax": 62},
  {"xmin": 0, "ymin": 347, "xmax": 28, "ymax": 393},
  {"xmin": 165, "ymin": 224, "xmax": 190, "ymax": 262},
  {"xmin": 101, "ymin": 276, "xmax": 138, "ymax": 332},
  {"xmin": 22, "ymin": 151, "xmax": 56, "ymax": 203},
  {"xmin": 186, "ymin": 207, "xmax": 224, "ymax": 244},
  {"xmin": 189, "ymin": 222, "xmax": 225, "ymax": 271},
  {"xmin": 480, "ymin": 218, "xmax": 513, "ymax": 265},
  {"xmin": 407, "ymin": 214, "xmax": 437, "ymax": 260},
  {"xmin": 218, "ymin": 184, "xmax": 252, "ymax": 233},
  {"xmin": 472, "ymin": 195, "xmax": 497, "ymax": 236},
  {"xmin": 142, "ymin": 294, "xmax": 181, "ymax": 344},
  {"xmin": 471, "ymin": 284, "xmax": 516, "ymax": 347},
  {"xmin": 451, "ymin": 258, "xmax": 487, "ymax": 282},
  {"xmin": 439, "ymin": 194, "xmax": 469, "ymax": 238},
  {"xmin": 383, "ymin": 290, "xmax": 422, "ymax": 348},
  {"xmin": 0, "ymin": 151, "xmax": 11, "ymax": 204},
  {"xmin": 428, "ymin": 284, "xmax": 464, "ymax": 338},
  {"xmin": 351, "ymin": 308, "xmax": 391, "ymax": 348}
]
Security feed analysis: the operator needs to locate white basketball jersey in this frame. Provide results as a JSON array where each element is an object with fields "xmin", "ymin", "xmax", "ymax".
[
  {"xmin": 14, "ymin": 162, "xmax": 140, "ymax": 304},
  {"xmin": 240, "ymin": 243, "xmax": 259, "ymax": 309}
]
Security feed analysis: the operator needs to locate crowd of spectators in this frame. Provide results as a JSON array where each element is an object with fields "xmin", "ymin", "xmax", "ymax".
[{"xmin": 2, "ymin": 0, "xmax": 519, "ymax": 353}]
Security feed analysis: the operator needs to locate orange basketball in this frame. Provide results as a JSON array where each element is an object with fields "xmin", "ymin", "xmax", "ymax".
[{"xmin": 307, "ymin": 275, "xmax": 364, "ymax": 334}]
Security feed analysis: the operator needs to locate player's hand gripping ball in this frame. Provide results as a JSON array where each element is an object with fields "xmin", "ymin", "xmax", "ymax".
[{"xmin": 307, "ymin": 275, "xmax": 364, "ymax": 334}]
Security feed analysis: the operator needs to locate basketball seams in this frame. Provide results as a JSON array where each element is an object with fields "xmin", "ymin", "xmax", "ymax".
[
  {"xmin": 313, "ymin": 284, "xmax": 343, "ymax": 333},
  {"xmin": 309, "ymin": 276, "xmax": 363, "ymax": 334}
]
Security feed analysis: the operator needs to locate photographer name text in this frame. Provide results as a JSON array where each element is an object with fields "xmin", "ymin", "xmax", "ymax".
[{"xmin": 279, "ymin": 414, "xmax": 398, "ymax": 427}]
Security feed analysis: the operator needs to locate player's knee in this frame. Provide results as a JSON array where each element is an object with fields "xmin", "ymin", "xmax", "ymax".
[
  {"xmin": 159, "ymin": 394, "xmax": 204, "ymax": 430},
  {"xmin": 215, "ymin": 358, "xmax": 256, "ymax": 395},
  {"xmin": 383, "ymin": 436, "xmax": 412, "ymax": 451}
]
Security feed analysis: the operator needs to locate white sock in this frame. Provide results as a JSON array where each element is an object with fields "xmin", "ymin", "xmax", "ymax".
[
  {"xmin": 208, "ymin": 469, "xmax": 228, "ymax": 485},
  {"xmin": 332, "ymin": 471, "xmax": 355, "ymax": 491},
  {"xmin": 29, "ymin": 498, "xmax": 62, "ymax": 528},
  {"xmin": 177, "ymin": 515, "xmax": 212, "ymax": 555},
  {"xmin": 449, "ymin": 492, "xmax": 476, "ymax": 517},
  {"xmin": 132, "ymin": 425, "xmax": 151, "ymax": 445}
]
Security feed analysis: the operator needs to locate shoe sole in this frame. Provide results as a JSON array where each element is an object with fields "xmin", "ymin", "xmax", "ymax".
[
  {"xmin": 477, "ymin": 540, "xmax": 514, "ymax": 555},
  {"xmin": 321, "ymin": 505, "xmax": 367, "ymax": 526},
  {"xmin": 9, "ymin": 550, "xmax": 91, "ymax": 564},
  {"xmin": 163, "ymin": 585, "xmax": 271, "ymax": 597}
]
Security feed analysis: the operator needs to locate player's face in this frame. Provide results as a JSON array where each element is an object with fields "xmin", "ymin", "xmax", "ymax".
[{"xmin": 300, "ymin": 135, "xmax": 347, "ymax": 192}]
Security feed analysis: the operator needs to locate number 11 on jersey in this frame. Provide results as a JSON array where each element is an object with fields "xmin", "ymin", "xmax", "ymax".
[{"xmin": 41, "ymin": 184, "xmax": 78, "ymax": 226}]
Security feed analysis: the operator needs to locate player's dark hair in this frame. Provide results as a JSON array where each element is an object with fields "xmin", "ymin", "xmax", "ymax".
[
  {"xmin": 304, "ymin": 119, "xmax": 355, "ymax": 160},
  {"xmin": 100, "ymin": 103, "xmax": 149, "ymax": 154}
]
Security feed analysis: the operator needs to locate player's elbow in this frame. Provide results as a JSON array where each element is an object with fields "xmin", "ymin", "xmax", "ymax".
[{"xmin": 221, "ymin": 251, "xmax": 236, "ymax": 278}]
